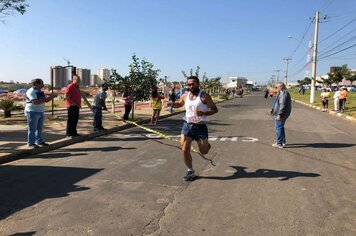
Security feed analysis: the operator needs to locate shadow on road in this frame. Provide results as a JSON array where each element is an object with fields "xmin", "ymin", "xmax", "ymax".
[
  {"xmin": 35, "ymin": 152, "xmax": 88, "ymax": 159},
  {"xmin": 219, "ymin": 103, "xmax": 250, "ymax": 108},
  {"xmin": 196, "ymin": 166, "xmax": 320, "ymax": 181},
  {"xmin": 285, "ymin": 143, "xmax": 355, "ymax": 148},
  {"xmin": 9, "ymin": 232, "xmax": 36, "ymax": 236},
  {"xmin": 61, "ymin": 146, "xmax": 136, "ymax": 153},
  {"xmin": 0, "ymin": 165, "xmax": 103, "ymax": 221}
]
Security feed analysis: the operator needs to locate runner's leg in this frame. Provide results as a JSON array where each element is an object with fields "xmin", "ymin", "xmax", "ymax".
[
  {"xmin": 181, "ymin": 134, "xmax": 193, "ymax": 169},
  {"xmin": 197, "ymin": 139, "xmax": 211, "ymax": 155}
]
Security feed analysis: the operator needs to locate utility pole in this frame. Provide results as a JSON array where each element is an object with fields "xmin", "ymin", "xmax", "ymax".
[
  {"xmin": 310, "ymin": 11, "xmax": 320, "ymax": 103},
  {"xmin": 274, "ymin": 69, "xmax": 280, "ymax": 82},
  {"xmin": 283, "ymin": 58, "xmax": 292, "ymax": 86}
]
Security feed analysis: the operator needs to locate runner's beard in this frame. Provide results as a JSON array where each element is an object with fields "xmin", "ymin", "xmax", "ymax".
[{"xmin": 188, "ymin": 86, "xmax": 199, "ymax": 94}]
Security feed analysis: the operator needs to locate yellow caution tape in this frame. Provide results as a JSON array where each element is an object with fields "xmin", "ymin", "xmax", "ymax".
[
  {"xmin": 81, "ymin": 92, "xmax": 214, "ymax": 165},
  {"xmin": 112, "ymin": 113, "xmax": 215, "ymax": 166}
]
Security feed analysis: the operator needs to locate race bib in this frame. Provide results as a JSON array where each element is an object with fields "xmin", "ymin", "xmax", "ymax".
[{"xmin": 186, "ymin": 105, "xmax": 202, "ymax": 123}]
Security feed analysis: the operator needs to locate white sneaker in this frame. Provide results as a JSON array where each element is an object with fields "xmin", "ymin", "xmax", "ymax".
[{"xmin": 272, "ymin": 143, "xmax": 283, "ymax": 149}]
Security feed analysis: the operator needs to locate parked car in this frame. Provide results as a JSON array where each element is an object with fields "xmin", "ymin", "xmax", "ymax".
[{"xmin": 345, "ymin": 85, "xmax": 352, "ymax": 92}]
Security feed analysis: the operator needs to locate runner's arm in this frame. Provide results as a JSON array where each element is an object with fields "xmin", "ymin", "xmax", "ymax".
[
  {"xmin": 168, "ymin": 93, "xmax": 186, "ymax": 108},
  {"xmin": 197, "ymin": 93, "xmax": 218, "ymax": 116}
]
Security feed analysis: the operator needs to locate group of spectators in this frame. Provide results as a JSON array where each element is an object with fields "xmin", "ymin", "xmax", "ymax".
[
  {"xmin": 320, "ymin": 87, "xmax": 348, "ymax": 112},
  {"xmin": 23, "ymin": 74, "xmax": 179, "ymax": 148}
]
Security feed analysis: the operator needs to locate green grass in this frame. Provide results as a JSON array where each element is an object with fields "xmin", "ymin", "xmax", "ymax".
[{"xmin": 289, "ymin": 89, "xmax": 356, "ymax": 118}]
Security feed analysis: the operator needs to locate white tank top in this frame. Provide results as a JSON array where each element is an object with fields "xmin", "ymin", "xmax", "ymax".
[{"xmin": 183, "ymin": 91, "xmax": 209, "ymax": 124}]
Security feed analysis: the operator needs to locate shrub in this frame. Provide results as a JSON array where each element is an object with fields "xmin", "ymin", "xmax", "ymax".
[{"xmin": 0, "ymin": 99, "xmax": 23, "ymax": 118}]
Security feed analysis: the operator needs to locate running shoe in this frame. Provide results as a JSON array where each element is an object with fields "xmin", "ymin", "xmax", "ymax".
[{"xmin": 183, "ymin": 170, "xmax": 195, "ymax": 181}]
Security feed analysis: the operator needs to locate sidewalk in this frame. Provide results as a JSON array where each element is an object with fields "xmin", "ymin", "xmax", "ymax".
[
  {"xmin": 0, "ymin": 102, "xmax": 185, "ymax": 164},
  {"xmin": 292, "ymin": 99, "xmax": 356, "ymax": 122}
]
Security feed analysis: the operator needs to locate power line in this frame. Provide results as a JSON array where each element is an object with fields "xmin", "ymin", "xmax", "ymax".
[
  {"xmin": 319, "ymin": 16, "xmax": 356, "ymax": 44},
  {"xmin": 318, "ymin": 27, "xmax": 356, "ymax": 54},
  {"xmin": 318, "ymin": 42, "xmax": 356, "ymax": 60},
  {"xmin": 318, "ymin": 0, "xmax": 335, "ymax": 12},
  {"xmin": 288, "ymin": 45, "xmax": 313, "ymax": 70},
  {"xmin": 288, "ymin": 19, "xmax": 313, "ymax": 58},
  {"xmin": 289, "ymin": 61, "xmax": 312, "ymax": 78},
  {"xmin": 318, "ymin": 35, "xmax": 356, "ymax": 57}
]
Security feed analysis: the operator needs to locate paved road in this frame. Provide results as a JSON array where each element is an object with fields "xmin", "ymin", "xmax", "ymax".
[{"xmin": 1, "ymin": 94, "xmax": 355, "ymax": 235}]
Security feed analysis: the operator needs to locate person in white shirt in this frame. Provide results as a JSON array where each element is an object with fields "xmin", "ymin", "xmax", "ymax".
[
  {"xmin": 333, "ymin": 87, "xmax": 341, "ymax": 111},
  {"xmin": 320, "ymin": 88, "xmax": 330, "ymax": 112},
  {"xmin": 25, "ymin": 78, "xmax": 56, "ymax": 148},
  {"xmin": 92, "ymin": 83, "xmax": 108, "ymax": 131}
]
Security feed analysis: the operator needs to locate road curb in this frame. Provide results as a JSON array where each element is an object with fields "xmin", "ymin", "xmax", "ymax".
[
  {"xmin": 292, "ymin": 98, "xmax": 356, "ymax": 123},
  {"xmin": 0, "ymin": 110, "xmax": 186, "ymax": 165}
]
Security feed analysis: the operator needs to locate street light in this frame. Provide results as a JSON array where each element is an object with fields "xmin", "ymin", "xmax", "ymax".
[
  {"xmin": 283, "ymin": 57, "xmax": 292, "ymax": 86},
  {"xmin": 287, "ymin": 35, "xmax": 297, "ymax": 41}
]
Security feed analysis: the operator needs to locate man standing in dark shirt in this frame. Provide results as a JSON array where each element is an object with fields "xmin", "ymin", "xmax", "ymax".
[
  {"xmin": 65, "ymin": 74, "xmax": 81, "ymax": 137},
  {"xmin": 271, "ymin": 82, "xmax": 292, "ymax": 149}
]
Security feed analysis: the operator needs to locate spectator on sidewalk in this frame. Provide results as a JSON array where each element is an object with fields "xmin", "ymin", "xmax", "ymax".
[
  {"xmin": 320, "ymin": 88, "xmax": 330, "ymax": 112},
  {"xmin": 92, "ymin": 83, "xmax": 108, "ymax": 131},
  {"xmin": 339, "ymin": 87, "xmax": 348, "ymax": 113},
  {"xmin": 271, "ymin": 82, "xmax": 292, "ymax": 149},
  {"xmin": 264, "ymin": 88, "xmax": 269, "ymax": 99},
  {"xmin": 169, "ymin": 88, "xmax": 176, "ymax": 113},
  {"xmin": 25, "ymin": 78, "xmax": 56, "ymax": 148},
  {"xmin": 150, "ymin": 89, "xmax": 165, "ymax": 125},
  {"xmin": 333, "ymin": 87, "xmax": 340, "ymax": 111},
  {"xmin": 299, "ymin": 85, "xmax": 306, "ymax": 95},
  {"xmin": 65, "ymin": 74, "xmax": 81, "ymax": 137},
  {"xmin": 122, "ymin": 87, "xmax": 133, "ymax": 122}
]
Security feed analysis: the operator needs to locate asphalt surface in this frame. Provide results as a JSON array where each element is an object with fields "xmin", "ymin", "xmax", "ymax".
[{"xmin": 0, "ymin": 94, "xmax": 355, "ymax": 235}]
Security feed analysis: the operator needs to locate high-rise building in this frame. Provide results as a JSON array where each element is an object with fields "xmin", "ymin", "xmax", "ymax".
[
  {"xmin": 91, "ymin": 74, "xmax": 101, "ymax": 86},
  {"xmin": 51, "ymin": 66, "xmax": 74, "ymax": 88},
  {"xmin": 76, "ymin": 68, "xmax": 91, "ymax": 86},
  {"xmin": 98, "ymin": 68, "xmax": 110, "ymax": 82}
]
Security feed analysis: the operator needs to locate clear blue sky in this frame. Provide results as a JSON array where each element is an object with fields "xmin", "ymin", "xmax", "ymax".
[{"xmin": 1, "ymin": 0, "xmax": 355, "ymax": 85}]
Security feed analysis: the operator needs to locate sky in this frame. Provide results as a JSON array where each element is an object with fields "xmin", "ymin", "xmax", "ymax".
[{"xmin": 0, "ymin": 0, "xmax": 356, "ymax": 85}]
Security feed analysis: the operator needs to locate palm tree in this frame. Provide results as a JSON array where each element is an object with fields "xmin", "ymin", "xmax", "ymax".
[{"xmin": 0, "ymin": 99, "xmax": 23, "ymax": 117}]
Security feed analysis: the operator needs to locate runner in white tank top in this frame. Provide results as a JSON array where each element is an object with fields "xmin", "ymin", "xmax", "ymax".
[
  {"xmin": 184, "ymin": 90, "xmax": 209, "ymax": 124},
  {"xmin": 167, "ymin": 76, "xmax": 218, "ymax": 181}
]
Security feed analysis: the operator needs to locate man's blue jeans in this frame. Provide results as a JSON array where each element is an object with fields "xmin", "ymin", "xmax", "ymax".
[
  {"xmin": 274, "ymin": 117, "xmax": 286, "ymax": 145},
  {"xmin": 26, "ymin": 111, "xmax": 44, "ymax": 146},
  {"xmin": 93, "ymin": 106, "xmax": 103, "ymax": 129}
]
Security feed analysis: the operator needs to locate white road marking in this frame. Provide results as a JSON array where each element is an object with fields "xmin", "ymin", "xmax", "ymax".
[
  {"xmin": 138, "ymin": 158, "xmax": 167, "ymax": 168},
  {"xmin": 124, "ymin": 134, "xmax": 259, "ymax": 142}
]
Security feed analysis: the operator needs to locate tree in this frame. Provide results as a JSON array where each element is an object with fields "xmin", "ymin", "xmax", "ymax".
[
  {"xmin": 0, "ymin": 0, "xmax": 28, "ymax": 22},
  {"xmin": 0, "ymin": 99, "xmax": 22, "ymax": 117},
  {"xmin": 297, "ymin": 80, "xmax": 304, "ymax": 87},
  {"xmin": 129, "ymin": 54, "xmax": 160, "ymax": 102},
  {"xmin": 346, "ymin": 73, "xmax": 356, "ymax": 86},
  {"xmin": 104, "ymin": 69, "xmax": 126, "ymax": 113},
  {"xmin": 105, "ymin": 54, "xmax": 160, "ymax": 119},
  {"xmin": 181, "ymin": 66, "xmax": 200, "ymax": 79},
  {"xmin": 128, "ymin": 54, "xmax": 160, "ymax": 119},
  {"xmin": 304, "ymin": 77, "xmax": 311, "ymax": 85},
  {"xmin": 328, "ymin": 66, "xmax": 345, "ymax": 86},
  {"xmin": 321, "ymin": 77, "xmax": 332, "ymax": 87},
  {"xmin": 105, "ymin": 69, "xmax": 129, "ymax": 93}
]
